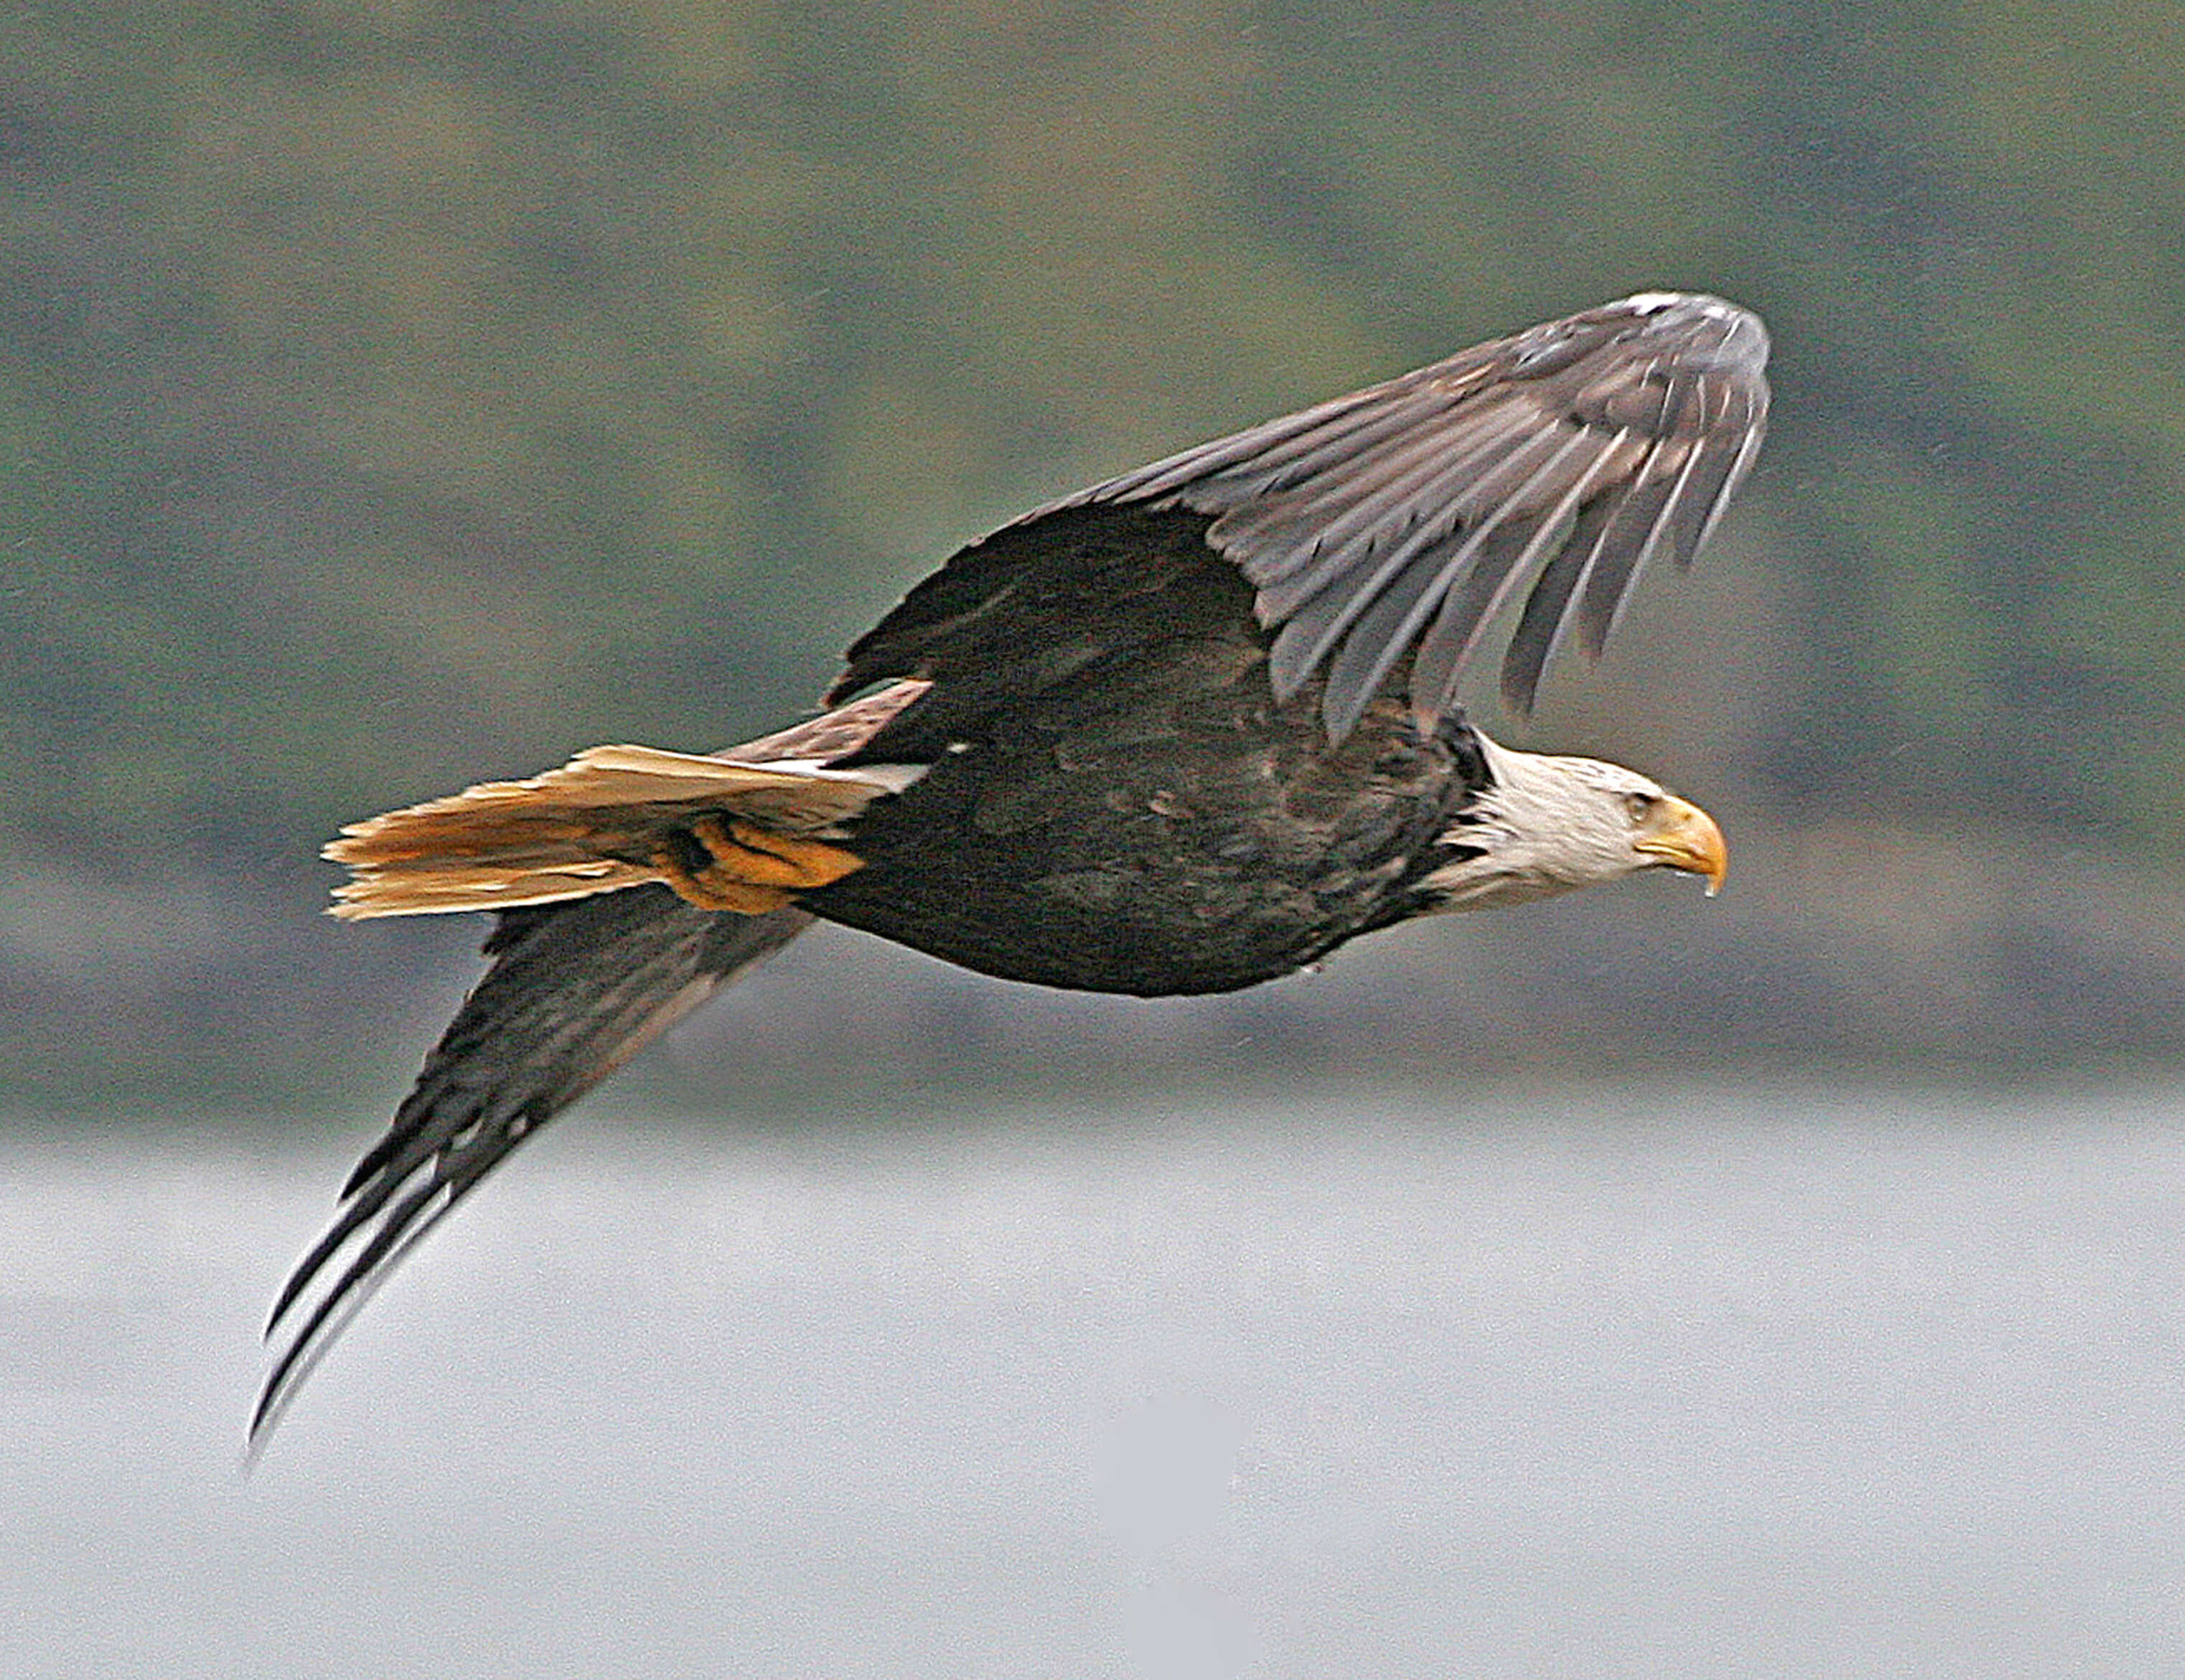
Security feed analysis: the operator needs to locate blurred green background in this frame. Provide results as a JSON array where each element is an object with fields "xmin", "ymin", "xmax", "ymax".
[{"xmin": 7, "ymin": 0, "xmax": 2185, "ymax": 1103}]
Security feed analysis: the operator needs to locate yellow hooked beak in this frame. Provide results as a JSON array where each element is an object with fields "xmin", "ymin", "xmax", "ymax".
[{"xmin": 1633, "ymin": 794, "xmax": 1728, "ymax": 896}]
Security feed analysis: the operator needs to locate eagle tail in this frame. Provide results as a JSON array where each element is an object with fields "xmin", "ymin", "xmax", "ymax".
[{"xmin": 325, "ymin": 743, "xmax": 920, "ymax": 920}]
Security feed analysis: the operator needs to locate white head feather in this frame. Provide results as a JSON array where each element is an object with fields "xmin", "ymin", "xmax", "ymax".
[{"xmin": 1420, "ymin": 735, "xmax": 1725, "ymax": 912}]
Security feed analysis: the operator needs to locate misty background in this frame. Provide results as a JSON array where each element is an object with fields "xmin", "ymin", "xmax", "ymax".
[{"xmin": 9, "ymin": 1, "xmax": 2185, "ymax": 1101}]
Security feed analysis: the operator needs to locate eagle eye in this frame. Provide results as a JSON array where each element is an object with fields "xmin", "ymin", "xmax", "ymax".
[{"xmin": 1623, "ymin": 791, "xmax": 1658, "ymax": 825}]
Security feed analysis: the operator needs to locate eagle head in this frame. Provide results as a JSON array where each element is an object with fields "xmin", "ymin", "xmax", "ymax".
[{"xmin": 1421, "ymin": 735, "xmax": 1727, "ymax": 913}]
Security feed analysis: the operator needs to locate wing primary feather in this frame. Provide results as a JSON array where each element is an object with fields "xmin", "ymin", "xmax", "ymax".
[
  {"xmin": 1500, "ymin": 492, "xmax": 1620, "ymax": 713},
  {"xmin": 1261, "ymin": 411, "xmax": 1554, "ymax": 697},
  {"xmin": 247, "ymin": 1187, "xmax": 466, "ymax": 1454},
  {"xmin": 1659, "ymin": 380, "xmax": 1733, "ymax": 570},
  {"xmin": 1405, "ymin": 520, "xmax": 1542, "ymax": 724},
  {"xmin": 1674, "ymin": 386, "xmax": 1767, "ymax": 566},
  {"xmin": 1574, "ymin": 405, "xmax": 1728, "ymax": 659},
  {"xmin": 1304, "ymin": 424, "xmax": 1577, "ymax": 733},
  {"xmin": 1317, "ymin": 546, "xmax": 1463, "ymax": 740},
  {"xmin": 256, "ymin": 1168, "xmax": 473, "ymax": 1440},
  {"xmin": 1272, "ymin": 302, "xmax": 1762, "ymax": 723},
  {"xmin": 1240, "ymin": 402, "xmax": 1537, "ymax": 618},
  {"xmin": 1569, "ymin": 432, "xmax": 1683, "ymax": 659},
  {"xmin": 1403, "ymin": 427, "xmax": 1616, "ymax": 715},
  {"xmin": 1414, "ymin": 427, "xmax": 1630, "ymax": 716}
]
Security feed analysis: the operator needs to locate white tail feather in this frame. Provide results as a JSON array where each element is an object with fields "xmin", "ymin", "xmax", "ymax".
[{"xmin": 325, "ymin": 745, "xmax": 922, "ymax": 919}]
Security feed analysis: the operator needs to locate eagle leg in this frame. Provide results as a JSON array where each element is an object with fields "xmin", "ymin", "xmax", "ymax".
[{"xmin": 652, "ymin": 815, "xmax": 864, "ymax": 914}]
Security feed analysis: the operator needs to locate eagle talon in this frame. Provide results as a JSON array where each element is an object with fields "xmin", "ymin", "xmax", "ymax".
[
  {"xmin": 652, "ymin": 815, "xmax": 866, "ymax": 913},
  {"xmin": 651, "ymin": 849, "xmax": 794, "ymax": 914},
  {"xmin": 717, "ymin": 819, "xmax": 867, "ymax": 888}
]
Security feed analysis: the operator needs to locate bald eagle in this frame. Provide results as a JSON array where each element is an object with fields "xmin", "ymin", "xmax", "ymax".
[{"xmin": 256, "ymin": 292, "xmax": 1770, "ymax": 1439}]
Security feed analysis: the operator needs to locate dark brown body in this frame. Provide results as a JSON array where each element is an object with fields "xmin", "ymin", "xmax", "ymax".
[{"xmin": 806, "ymin": 508, "xmax": 1488, "ymax": 994}]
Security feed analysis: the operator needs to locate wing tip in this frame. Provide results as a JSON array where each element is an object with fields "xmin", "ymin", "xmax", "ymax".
[{"xmin": 1279, "ymin": 291, "xmax": 1766, "ymax": 730}]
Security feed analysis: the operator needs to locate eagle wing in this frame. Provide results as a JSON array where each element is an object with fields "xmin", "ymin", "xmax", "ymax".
[
  {"xmin": 256, "ymin": 687, "xmax": 930, "ymax": 1444},
  {"xmin": 835, "ymin": 291, "xmax": 1770, "ymax": 738},
  {"xmin": 253, "ymin": 891, "xmax": 812, "ymax": 1444}
]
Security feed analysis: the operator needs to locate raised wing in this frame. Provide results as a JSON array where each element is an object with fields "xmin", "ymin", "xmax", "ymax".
[
  {"xmin": 1087, "ymin": 291, "xmax": 1769, "ymax": 733},
  {"xmin": 848, "ymin": 292, "xmax": 1768, "ymax": 740}
]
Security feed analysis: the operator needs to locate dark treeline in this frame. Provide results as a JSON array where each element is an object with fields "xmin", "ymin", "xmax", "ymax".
[{"xmin": 6, "ymin": 3, "xmax": 2183, "ymax": 1097}]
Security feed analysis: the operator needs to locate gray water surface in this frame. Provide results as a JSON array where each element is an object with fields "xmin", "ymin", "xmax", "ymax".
[{"xmin": 7, "ymin": 1082, "xmax": 2184, "ymax": 1677}]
